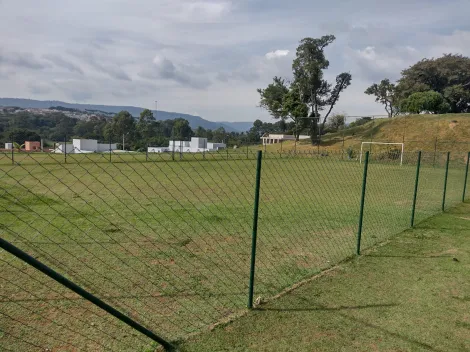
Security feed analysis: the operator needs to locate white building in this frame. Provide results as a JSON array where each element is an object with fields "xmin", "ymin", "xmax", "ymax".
[
  {"xmin": 4, "ymin": 143, "xmax": 13, "ymax": 150},
  {"xmin": 148, "ymin": 137, "xmax": 226, "ymax": 153},
  {"xmin": 261, "ymin": 134, "xmax": 310, "ymax": 145},
  {"xmin": 52, "ymin": 139, "xmax": 118, "ymax": 153}
]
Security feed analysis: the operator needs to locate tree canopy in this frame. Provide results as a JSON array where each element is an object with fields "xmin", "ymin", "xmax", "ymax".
[
  {"xmin": 399, "ymin": 91, "xmax": 450, "ymax": 114},
  {"xmin": 366, "ymin": 54, "xmax": 470, "ymax": 115}
]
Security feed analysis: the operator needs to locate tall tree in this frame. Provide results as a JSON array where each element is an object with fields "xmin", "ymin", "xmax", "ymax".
[
  {"xmin": 365, "ymin": 79, "xmax": 397, "ymax": 117},
  {"xmin": 257, "ymin": 35, "xmax": 351, "ymax": 143},
  {"xmin": 137, "ymin": 109, "xmax": 157, "ymax": 141},
  {"xmin": 292, "ymin": 35, "xmax": 351, "ymax": 143}
]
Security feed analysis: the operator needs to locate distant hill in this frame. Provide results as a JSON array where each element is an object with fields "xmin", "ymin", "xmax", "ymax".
[
  {"xmin": 220, "ymin": 121, "xmax": 253, "ymax": 132},
  {"xmin": 0, "ymin": 98, "xmax": 247, "ymax": 132}
]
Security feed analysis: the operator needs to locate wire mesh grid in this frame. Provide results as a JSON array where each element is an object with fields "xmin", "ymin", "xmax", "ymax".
[{"xmin": 0, "ymin": 148, "xmax": 468, "ymax": 350}]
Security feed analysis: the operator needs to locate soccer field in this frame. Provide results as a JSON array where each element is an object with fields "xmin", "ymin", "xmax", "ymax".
[{"xmin": 0, "ymin": 151, "xmax": 467, "ymax": 351}]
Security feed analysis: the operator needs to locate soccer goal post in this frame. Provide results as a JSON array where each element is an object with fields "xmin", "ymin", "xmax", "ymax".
[{"xmin": 360, "ymin": 142, "xmax": 404, "ymax": 165}]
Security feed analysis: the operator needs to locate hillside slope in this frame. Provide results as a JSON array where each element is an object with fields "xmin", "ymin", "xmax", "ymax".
[{"xmin": 263, "ymin": 114, "xmax": 470, "ymax": 153}]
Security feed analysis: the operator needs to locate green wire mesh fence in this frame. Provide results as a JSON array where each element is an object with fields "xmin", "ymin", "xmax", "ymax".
[{"xmin": 0, "ymin": 149, "xmax": 468, "ymax": 351}]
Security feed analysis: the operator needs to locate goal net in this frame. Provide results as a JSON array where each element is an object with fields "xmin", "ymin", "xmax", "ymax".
[{"xmin": 360, "ymin": 142, "xmax": 404, "ymax": 165}]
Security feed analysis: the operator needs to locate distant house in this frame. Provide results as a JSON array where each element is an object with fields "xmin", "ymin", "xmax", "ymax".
[
  {"xmin": 52, "ymin": 139, "xmax": 117, "ymax": 154},
  {"xmin": 261, "ymin": 133, "xmax": 310, "ymax": 145},
  {"xmin": 148, "ymin": 137, "xmax": 226, "ymax": 153},
  {"xmin": 25, "ymin": 141, "xmax": 41, "ymax": 151}
]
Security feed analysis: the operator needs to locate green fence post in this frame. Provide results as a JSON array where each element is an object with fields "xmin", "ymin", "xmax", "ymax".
[
  {"xmin": 356, "ymin": 151, "xmax": 370, "ymax": 255},
  {"xmin": 442, "ymin": 151, "xmax": 450, "ymax": 211},
  {"xmin": 411, "ymin": 151, "xmax": 422, "ymax": 227},
  {"xmin": 463, "ymin": 152, "xmax": 469, "ymax": 202},
  {"xmin": 248, "ymin": 150, "xmax": 262, "ymax": 309}
]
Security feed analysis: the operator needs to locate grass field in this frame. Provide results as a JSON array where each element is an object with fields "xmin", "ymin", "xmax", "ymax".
[
  {"xmin": 180, "ymin": 202, "xmax": 470, "ymax": 351},
  {"xmin": 0, "ymin": 150, "xmax": 468, "ymax": 351}
]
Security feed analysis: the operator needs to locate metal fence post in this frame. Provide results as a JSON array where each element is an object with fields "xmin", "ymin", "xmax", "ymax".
[
  {"xmin": 109, "ymin": 138, "xmax": 112, "ymax": 163},
  {"xmin": 146, "ymin": 143, "xmax": 148, "ymax": 162},
  {"xmin": 64, "ymin": 135, "xmax": 67, "ymax": 163},
  {"xmin": 411, "ymin": 151, "xmax": 422, "ymax": 227},
  {"xmin": 442, "ymin": 151, "xmax": 450, "ymax": 211},
  {"xmin": 462, "ymin": 151, "xmax": 469, "ymax": 202},
  {"xmin": 0, "ymin": 237, "xmax": 175, "ymax": 351},
  {"xmin": 246, "ymin": 144, "xmax": 249, "ymax": 160},
  {"xmin": 248, "ymin": 150, "xmax": 262, "ymax": 309},
  {"xmin": 11, "ymin": 147, "xmax": 14, "ymax": 165},
  {"xmin": 356, "ymin": 151, "xmax": 369, "ymax": 255}
]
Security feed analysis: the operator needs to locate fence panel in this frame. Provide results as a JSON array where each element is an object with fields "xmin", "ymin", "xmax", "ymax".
[
  {"xmin": 0, "ymin": 148, "xmax": 468, "ymax": 350},
  {"xmin": 360, "ymin": 152, "xmax": 418, "ymax": 250},
  {"xmin": 255, "ymin": 152, "xmax": 362, "ymax": 300}
]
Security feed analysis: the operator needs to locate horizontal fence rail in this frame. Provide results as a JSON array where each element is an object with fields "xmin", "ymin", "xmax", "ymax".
[{"xmin": 0, "ymin": 149, "xmax": 469, "ymax": 351}]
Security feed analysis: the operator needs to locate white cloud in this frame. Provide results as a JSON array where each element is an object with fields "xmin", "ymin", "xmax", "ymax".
[
  {"xmin": 345, "ymin": 45, "xmax": 420, "ymax": 81},
  {"xmin": 265, "ymin": 50, "xmax": 290, "ymax": 60}
]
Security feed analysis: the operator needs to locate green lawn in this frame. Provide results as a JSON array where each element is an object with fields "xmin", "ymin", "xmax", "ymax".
[
  {"xmin": 0, "ymin": 150, "xmax": 467, "ymax": 351},
  {"xmin": 181, "ymin": 202, "xmax": 470, "ymax": 352}
]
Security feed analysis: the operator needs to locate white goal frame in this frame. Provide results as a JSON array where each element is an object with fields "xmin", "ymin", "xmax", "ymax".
[{"xmin": 360, "ymin": 142, "xmax": 404, "ymax": 166}]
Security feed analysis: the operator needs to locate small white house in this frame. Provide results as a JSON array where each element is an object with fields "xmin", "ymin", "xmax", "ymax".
[
  {"xmin": 4, "ymin": 142, "xmax": 13, "ymax": 150},
  {"xmin": 148, "ymin": 137, "xmax": 226, "ymax": 153},
  {"xmin": 261, "ymin": 133, "xmax": 310, "ymax": 145}
]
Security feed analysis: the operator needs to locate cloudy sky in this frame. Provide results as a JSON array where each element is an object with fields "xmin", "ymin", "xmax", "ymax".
[{"xmin": 1, "ymin": 0, "xmax": 470, "ymax": 122}]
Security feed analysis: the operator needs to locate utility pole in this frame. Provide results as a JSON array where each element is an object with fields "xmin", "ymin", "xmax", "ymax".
[{"xmin": 155, "ymin": 100, "xmax": 158, "ymax": 120}]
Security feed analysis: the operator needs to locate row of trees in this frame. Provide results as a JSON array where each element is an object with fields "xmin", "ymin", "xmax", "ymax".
[
  {"xmin": 2, "ymin": 109, "xmax": 274, "ymax": 150},
  {"xmin": 257, "ymin": 35, "xmax": 352, "ymax": 142},
  {"xmin": 365, "ymin": 54, "xmax": 470, "ymax": 116}
]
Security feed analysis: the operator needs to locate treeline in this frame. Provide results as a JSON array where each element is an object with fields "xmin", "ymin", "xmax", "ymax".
[{"xmin": 0, "ymin": 108, "xmax": 297, "ymax": 151}]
